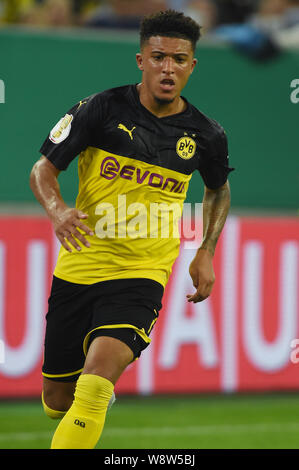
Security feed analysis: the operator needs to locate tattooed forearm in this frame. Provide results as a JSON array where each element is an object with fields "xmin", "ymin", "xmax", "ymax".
[{"xmin": 199, "ymin": 181, "xmax": 231, "ymax": 256}]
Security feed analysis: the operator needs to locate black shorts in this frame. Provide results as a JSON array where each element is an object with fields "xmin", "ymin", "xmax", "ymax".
[{"xmin": 42, "ymin": 276, "xmax": 164, "ymax": 382}]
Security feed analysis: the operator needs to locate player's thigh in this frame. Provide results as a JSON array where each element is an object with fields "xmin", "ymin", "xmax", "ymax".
[
  {"xmin": 82, "ymin": 335, "xmax": 134, "ymax": 384},
  {"xmin": 82, "ymin": 278, "xmax": 164, "ymax": 384}
]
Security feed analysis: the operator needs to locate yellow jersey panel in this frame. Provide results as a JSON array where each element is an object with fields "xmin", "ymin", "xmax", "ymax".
[{"xmin": 54, "ymin": 147, "xmax": 192, "ymax": 287}]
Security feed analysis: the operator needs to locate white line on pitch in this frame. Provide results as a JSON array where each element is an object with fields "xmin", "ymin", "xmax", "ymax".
[{"xmin": 0, "ymin": 422, "xmax": 299, "ymax": 442}]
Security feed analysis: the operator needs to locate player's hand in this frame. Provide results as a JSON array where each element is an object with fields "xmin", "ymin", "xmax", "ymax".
[
  {"xmin": 50, "ymin": 206, "xmax": 94, "ymax": 253},
  {"xmin": 186, "ymin": 248, "xmax": 215, "ymax": 303}
]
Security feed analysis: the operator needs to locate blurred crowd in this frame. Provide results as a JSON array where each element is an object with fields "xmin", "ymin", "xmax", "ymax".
[{"xmin": 0, "ymin": 0, "xmax": 299, "ymax": 56}]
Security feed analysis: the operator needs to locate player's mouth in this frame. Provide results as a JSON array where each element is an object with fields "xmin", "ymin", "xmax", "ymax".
[{"xmin": 159, "ymin": 78, "xmax": 175, "ymax": 92}]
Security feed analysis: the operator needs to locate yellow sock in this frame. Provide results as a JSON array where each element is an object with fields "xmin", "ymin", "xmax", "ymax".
[{"xmin": 50, "ymin": 374, "xmax": 114, "ymax": 449}]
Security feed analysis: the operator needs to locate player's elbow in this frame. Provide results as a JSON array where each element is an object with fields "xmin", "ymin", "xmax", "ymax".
[
  {"xmin": 29, "ymin": 160, "xmax": 43, "ymax": 196},
  {"xmin": 29, "ymin": 156, "xmax": 60, "ymax": 191},
  {"xmin": 29, "ymin": 160, "xmax": 37, "ymax": 180},
  {"xmin": 29, "ymin": 161, "xmax": 39, "ymax": 193},
  {"xmin": 205, "ymin": 180, "xmax": 230, "ymax": 193}
]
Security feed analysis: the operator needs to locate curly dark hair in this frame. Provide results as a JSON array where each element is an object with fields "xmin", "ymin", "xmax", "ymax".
[{"xmin": 140, "ymin": 9, "xmax": 201, "ymax": 52}]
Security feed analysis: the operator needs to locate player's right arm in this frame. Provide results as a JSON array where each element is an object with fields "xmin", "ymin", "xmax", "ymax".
[
  {"xmin": 30, "ymin": 94, "xmax": 99, "ymax": 252},
  {"xmin": 30, "ymin": 155, "xmax": 94, "ymax": 253}
]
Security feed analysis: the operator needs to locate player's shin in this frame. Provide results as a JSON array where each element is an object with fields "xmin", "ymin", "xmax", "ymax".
[{"xmin": 50, "ymin": 374, "xmax": 114, "ymax": 449}]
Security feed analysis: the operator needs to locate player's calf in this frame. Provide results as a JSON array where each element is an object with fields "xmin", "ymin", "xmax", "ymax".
[
  {"xmin": 42, "ymin": 378, "xmax": 75, "ymax": 419},
  {"xmin": 42, "ymin": 392, "xmax": 68, "ymax": 420},
  {"xmin": 42, "ymin": 377, "xmax": 116, "ymax": 420}
]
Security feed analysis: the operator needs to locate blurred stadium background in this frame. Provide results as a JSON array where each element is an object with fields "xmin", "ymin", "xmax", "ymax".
[{"xmin": 0, "ymin": 0, "xmax": 299, "ymax": 450}]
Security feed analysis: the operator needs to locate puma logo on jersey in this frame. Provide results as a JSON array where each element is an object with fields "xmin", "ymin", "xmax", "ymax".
[{"xmin": 118, "ymin": 123, "xmax": 136, "ymax": 140}]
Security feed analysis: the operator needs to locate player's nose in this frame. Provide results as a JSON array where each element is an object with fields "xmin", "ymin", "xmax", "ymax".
[{"xmin": 162, "ymin": 56, "xmax": 174, "ymax": 74}]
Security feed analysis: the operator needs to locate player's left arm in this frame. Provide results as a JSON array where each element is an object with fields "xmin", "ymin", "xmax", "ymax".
[{"xmin": 187, "ymin": 180, "xmax": 231, "ymax": 303}]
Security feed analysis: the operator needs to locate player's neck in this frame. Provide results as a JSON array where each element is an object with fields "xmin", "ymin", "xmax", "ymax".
[{"xmin": 136, "ymin": 83, "xmax": 186, "ymax": 118}]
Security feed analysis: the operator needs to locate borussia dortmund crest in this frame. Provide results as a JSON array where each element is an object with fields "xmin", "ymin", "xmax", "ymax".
[{"xmin": 176, "ymin": 136, "xmax": 196, "ymax": 160}]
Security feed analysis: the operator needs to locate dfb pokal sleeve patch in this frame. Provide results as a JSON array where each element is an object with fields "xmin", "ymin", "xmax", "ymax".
[{"xmin": 50, "ymin": 114, "xmax": 73, "ymax": 144}]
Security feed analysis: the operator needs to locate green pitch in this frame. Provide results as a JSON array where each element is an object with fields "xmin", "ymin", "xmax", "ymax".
[{"xmin": 0, "ymin": 393, "xmax": 299, "ymax": 449}]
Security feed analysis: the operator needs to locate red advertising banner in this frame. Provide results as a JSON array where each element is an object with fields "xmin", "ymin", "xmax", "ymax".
[
  {"xmin": 0, "ymin": 217, "xmax": 55, "ymax": 396},
  {"xmin": 0, "ymin": 216, "xmax": 298, "ymax": 397}
]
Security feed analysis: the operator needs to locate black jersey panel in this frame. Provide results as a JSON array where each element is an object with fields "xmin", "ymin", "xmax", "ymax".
[{"xmin": 39, "ymin": 84, "xmax": 234, "ymax": 186}]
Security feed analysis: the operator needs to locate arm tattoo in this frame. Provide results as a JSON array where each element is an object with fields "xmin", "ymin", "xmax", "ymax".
[{"xmin": 200, "ymin": 181, "xmax": 231, "ymax": 256}]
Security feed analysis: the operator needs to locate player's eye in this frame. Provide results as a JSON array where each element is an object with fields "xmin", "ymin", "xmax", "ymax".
[{"xmin": 153, "ymin": 55, "xmax": 163, "ymax": 61}]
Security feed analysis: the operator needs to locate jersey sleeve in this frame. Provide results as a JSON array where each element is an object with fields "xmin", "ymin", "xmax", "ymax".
[
  {"xmin": 198, "ymin": 127, "xmax": 234, "ymax": 190},
  {"xmin": 39, "ymin": 94, "xmax": 100, "ymax": 170}
]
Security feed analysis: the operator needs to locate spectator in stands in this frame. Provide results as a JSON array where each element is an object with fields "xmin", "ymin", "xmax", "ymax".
[
  {"xmin": 214, "ymin": 0, "xmax": 259, "ymax": 25},
  {"xmin": 0, "ymin": 0, "xmax": 38, "ymax": 24},
  {"xmin": 207, "ymin": 0, "xmax": 282, "ymax": 60},
  {"xmin": 184, "ymin": 0, "xmax": 218, "ymax": 34},
  {"xmin": 0, "ymin": 0, "xmax": 100, "ymax": 27},
  {"xmin": 249, "ymin": 0, "xmax": 299, "ymax": 32},
  {"xmin": 72, "ymin": 1, "xmax": 101, "ymax": 26},
  {"xmin": 84, "ymin": 0, "xmax": 167, "ymax": 30},
  {"xmin": 24, "ymin": 0, "xmax": 74, "ymax": 26},
  {"xmin": 248, "ymin": 0, "xmax": 299, "ymax": 46},
  {"xmin": 181, "ymin": 0, "xmax": 260, "ymax": 36}
]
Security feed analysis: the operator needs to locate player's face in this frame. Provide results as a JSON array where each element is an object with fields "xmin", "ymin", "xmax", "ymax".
[{"xmin": 136, "ymin": 36, "xmax": 197, "ymax": 105}]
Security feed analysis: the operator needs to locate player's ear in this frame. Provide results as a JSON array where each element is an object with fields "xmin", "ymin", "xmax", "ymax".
[
  {"xmin": 190, "ymin": 58, "xmax": 197, "ymax": 74},
  {"xmin": 136, "ymin": 53, "xmax": 144, "ymax": 71}
]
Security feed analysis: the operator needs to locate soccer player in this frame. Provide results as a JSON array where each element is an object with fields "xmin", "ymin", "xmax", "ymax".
[{"xmin": 30, "ymin": 10, "xmax": 233, "ymax": 449}]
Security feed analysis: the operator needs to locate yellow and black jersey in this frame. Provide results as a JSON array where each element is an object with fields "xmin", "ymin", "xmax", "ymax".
[{"xmin": 40, "ymin": 84, "xmax": 233, "ymax": 287}]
